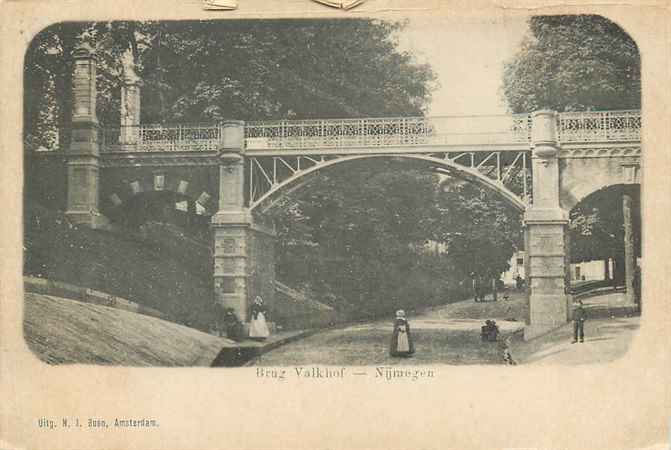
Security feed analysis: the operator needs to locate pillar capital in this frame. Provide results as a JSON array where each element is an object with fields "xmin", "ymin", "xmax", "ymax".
[
  {"xmin": 72, "ymin": 43, "xmax": 96, "ymax": 61},
  {"xmin": 122, "ymin": 65, "xmax": 142, "ymax": 87},
  {"xmin": 531, "ymin": 109, "xmax": 558, "ymax": 159},
  {"xmin": 219, "ymin": 120, "xmax": 246, "ymax": 153},
  {"xmin": 218, "ymin": 151, "xmax": 244, "ymax": 166}
]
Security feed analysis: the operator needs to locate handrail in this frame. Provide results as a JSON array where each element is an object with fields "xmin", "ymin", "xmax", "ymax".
[{"xmin": 37, "ymin": 110, "xmax": 641, "ymax": 153}]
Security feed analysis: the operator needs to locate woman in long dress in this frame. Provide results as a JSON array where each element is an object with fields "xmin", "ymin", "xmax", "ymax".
[
  {"xmin": 249, "ymin": 296, "xmax": 270, "ymax": 340},
  {"xmin": 390, "ymin": 310, "xmax": 415, "ymax": 357}
]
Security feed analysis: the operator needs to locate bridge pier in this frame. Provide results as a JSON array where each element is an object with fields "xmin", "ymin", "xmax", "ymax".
[
  {"xmin": 524, "ymin": 110, "xmax": 571, "ymax": 340},
  {"xmin": 212, "ymin": 121, "xmax": 276, "ymax": 326},
  {"xmin": 65, "ymin": 44, "xmax": 108, "ymax": 229}
]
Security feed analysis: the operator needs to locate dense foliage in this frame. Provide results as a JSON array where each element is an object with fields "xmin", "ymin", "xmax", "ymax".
[
  {"xmin": 502, "ymin": 15, "xmax": 640, "ymax": 113},
  {"xmin": 269, "ymin": 160, "xmax": 522, "ymax": 319}
]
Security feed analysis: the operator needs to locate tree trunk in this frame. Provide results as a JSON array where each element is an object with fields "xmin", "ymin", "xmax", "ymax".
[{"xmin": 603, "ymin": 257, "xmax": 611, "ymax": 281}]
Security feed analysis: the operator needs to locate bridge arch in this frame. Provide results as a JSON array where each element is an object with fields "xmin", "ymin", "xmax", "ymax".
[
  {"xmin": 559, "ymin": 155, "xmax": 641, "ymax": 211},
  {"xmin": 249, "ymin": 153, "xmax": 527, "ymax": 214}
]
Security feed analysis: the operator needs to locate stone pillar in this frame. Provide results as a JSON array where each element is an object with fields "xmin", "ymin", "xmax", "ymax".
[
  {"xmin": 119, "ymin": 64, "xmax": 141, "ymax": 147},
  {"xmin": 524, "ymin": 110, "xmax": 570, "ymax": 340},
  {"xmin": 211, "ymin": 121, "xmax": 276, "ymax": 326},
  {"xmin": 212, "ymin": 121, "xmax": 249, "ymax": 321},
  {"xmin": 65, "ymin": 44, "xmax": 107, "ymax": 229},
  {"xmin": 623, "ymin": 192, "xmax": 636, "ymax": 305}
]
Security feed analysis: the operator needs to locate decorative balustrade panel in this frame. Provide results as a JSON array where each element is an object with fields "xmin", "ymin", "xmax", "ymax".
[
  {"xmin": 557, "ymin": 110, "xmax": 641, "ymax": 143},
  {"xmin": 90, "ymin": 110, "xmax": 640, "ymax": 153},
  {"xmin": 101, "ymin": 124, "xmax": 221, "ymax": 152}
]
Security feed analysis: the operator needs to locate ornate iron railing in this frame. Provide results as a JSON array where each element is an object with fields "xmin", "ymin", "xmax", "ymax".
[
  {"xmin": 100, "ymin": 124, "xmax": 222, "ymax": 152},
  {"xmin": 88, "ymin": 110, "xmax": 640, "ymax": 153},
  {"xmin": 244, "ymin": 115, "xmax": 533, "ymax": 150},
  {"xmin": 557, "ymin": 110, "xmax": 641, "ymax": 143}
]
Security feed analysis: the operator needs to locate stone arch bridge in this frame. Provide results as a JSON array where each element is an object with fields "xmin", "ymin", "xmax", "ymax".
[{"xmin": 54, "ymin": 47, "xmax": 642, "ymax": 339}]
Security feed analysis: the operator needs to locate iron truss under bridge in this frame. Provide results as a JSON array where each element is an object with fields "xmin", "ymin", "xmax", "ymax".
[{"xmin": 96, "ymin": 110, "xmax": 641, "ymax": 211}]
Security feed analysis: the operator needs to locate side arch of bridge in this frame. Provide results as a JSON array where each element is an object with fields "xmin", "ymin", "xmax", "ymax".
[
  {"xmin": 558, "ymin": 152, "xmax": 641, "ymax": 211},
  {"xmin": 248, "ymin": 153, "xmax": 528, "ymax": 214}
]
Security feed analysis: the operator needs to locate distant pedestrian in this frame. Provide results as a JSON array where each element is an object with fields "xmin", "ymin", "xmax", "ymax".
[
  {"xmin": 572, "ymin": 300, "xmax": 586, "ymax": 344},
  {"xmin": 390, "ymin": 310, "xmax": 415, "ymax": 357},
  {"xmin": 515, "ymin": 274, "xmax": 523, "ymax": 290},
  {"xmin": 249, "ymin": 296, "xmax": 270, "ymax": 340},
  {"xmin": 474, "ymin": 276, "xmax": 486, "ymax": 302}
]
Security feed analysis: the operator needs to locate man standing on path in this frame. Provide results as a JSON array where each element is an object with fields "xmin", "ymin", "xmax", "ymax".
[{"xmin": 572, "ymin": 300, "xmax": 586, "ymax": 344}]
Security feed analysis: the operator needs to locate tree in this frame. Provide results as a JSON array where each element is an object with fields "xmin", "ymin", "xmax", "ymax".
[
  {"xmin": 435, "ymin": 177, "xmax": 523, "ymax": 280},
  {"xmin": 502, "ymin": 15, "xmax": 640, "ymax": 113}
]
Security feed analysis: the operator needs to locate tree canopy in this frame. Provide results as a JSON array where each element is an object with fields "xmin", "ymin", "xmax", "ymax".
[{"xmin": 502, "ymin": 15, "xmax": 640, "ymax": 113}]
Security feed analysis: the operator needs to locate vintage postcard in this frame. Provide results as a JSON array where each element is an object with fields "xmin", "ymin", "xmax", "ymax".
[{"xmin": 1, "ymin": 1, "xmax": 669, "ymax": 449}]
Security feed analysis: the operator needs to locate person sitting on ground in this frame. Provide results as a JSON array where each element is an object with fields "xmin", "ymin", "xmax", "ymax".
[
  {"xmin": 481, "ymin": 320, "xmax": 499, "ymax": 342},
  {"xmin": 481, "ymin": 320, "xmax": 490, "ymax": 341},
  {"xmin": 223, "ymin": 308, "xmax": 244, "ymax": 341}
]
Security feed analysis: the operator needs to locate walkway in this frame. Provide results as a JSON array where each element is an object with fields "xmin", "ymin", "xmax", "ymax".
[
  {"xmin": 250, "ymin": 290, "xmax": 638, "ymax": 366},
  {"xmin": 510, "ymin": 292, "xmax": 639, "ymax": 365},
  {"xmin": 251, "ymin": 289, "xmax": 529, "ymax": 366}
]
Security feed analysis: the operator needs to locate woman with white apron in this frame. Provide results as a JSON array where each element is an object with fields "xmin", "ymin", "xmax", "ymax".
[
  {"xmin": 249, "ymin": 296, "xmax": 270, "ymax": 340},
  {"xmin": 390, "ymin": 310, "xmax": 415, "ymax": 357}
]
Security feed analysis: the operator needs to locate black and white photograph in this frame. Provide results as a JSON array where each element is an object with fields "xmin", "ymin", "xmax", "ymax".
[{"xmin": 21, "ymin": 14, "xmax": 643, "ymax": 368}]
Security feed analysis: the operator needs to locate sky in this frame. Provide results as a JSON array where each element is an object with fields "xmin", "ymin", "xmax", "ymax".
[{"xmin": 398, "ymin": 16, "xmax": 530, "ymax": 117}]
